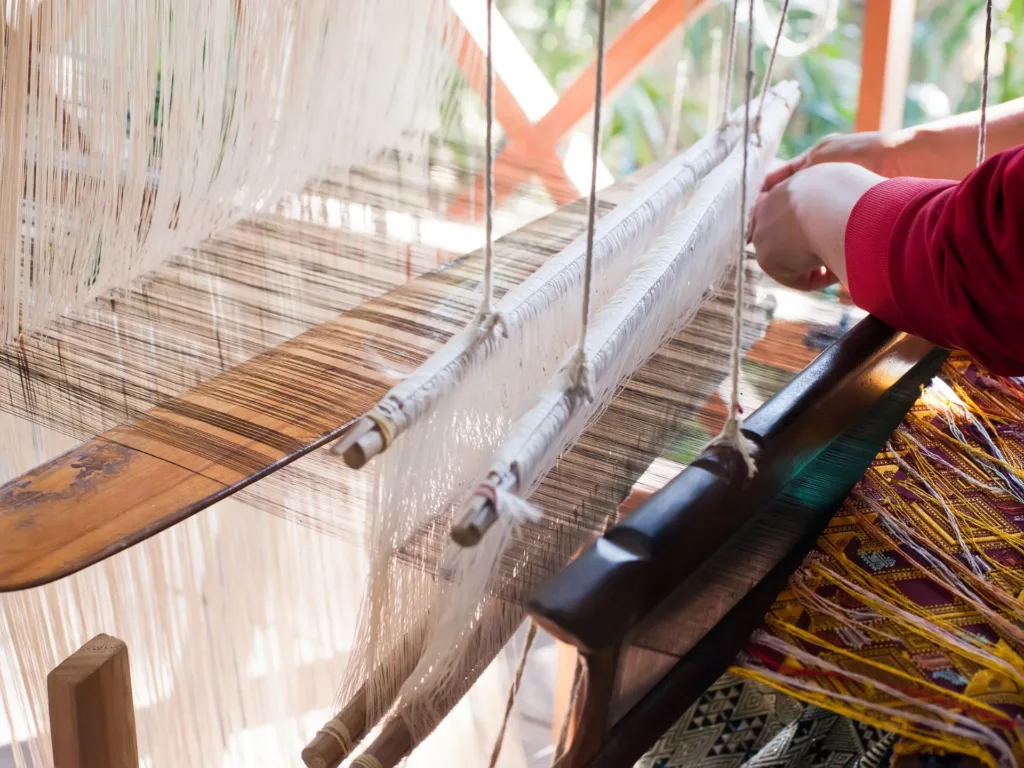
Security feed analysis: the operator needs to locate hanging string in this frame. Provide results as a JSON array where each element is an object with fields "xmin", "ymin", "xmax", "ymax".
[
  {"xmin": 552, "ymin": 655, "xmax": 584, "ymax": 765},
  {"xmin": 977, "ymin": 0, "xmax": 994, "ymax": 166},
  {"xmin": 712, "ymin": 0, "xmax": 759, "ymax": 476},
  {"xmin": 487, "ymin": 622, "xmax": 539, "ymax": 768},
  {"xmin": 477, "ymin": 0, "xmax": 507, "ymax": 337},
  {"xmin": 755, "ymin": 0, "xmax": 792, "ymax": 132},
  {"xmin": 719, "ymin": 0, "xmax": 742, "ymax": 128},
  {"xmin": 568, "ymin": 0, "xmax": 609, "ymax": 401}
]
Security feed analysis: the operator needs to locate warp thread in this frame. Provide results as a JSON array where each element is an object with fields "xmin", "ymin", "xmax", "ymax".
[{"xmin": 487, "ymin": 622, "xmax": 539, "ymax": 768}]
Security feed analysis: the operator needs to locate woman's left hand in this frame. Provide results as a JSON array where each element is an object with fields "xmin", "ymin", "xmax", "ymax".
[{"xmin": 750, "ymin": 162, "xmax": 884, "ymax": 291}]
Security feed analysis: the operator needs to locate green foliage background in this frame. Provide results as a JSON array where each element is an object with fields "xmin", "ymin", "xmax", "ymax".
[{"xmin": 446, "ymin": 0, "xmax": 1024, "ymax": 178}]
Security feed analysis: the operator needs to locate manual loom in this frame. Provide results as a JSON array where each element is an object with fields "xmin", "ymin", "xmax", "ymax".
[{"xmin": 2, "ymin": 1, "xmax": 1023, "ymax": 767}]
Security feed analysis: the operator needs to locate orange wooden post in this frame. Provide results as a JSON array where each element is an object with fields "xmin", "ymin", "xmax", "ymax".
[
  {"xmin": 855, "ymin": 0, "xmax": 917, "ymax": 132},
  {"xmin": 446, "ymin": 7, "xmax": 578, "ymax": 213},
  {"xmin": 450, "ymin": 0, "xmax": 712, "ymax": 219},
  {"xmin": 48, "ymin": 634, "xmax": 140, "ymax": 768}
]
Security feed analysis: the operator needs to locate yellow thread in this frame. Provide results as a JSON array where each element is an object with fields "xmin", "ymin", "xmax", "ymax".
[
  {"xmin": 365, "ymin": 409, "xmax": 395, "ymax": 450},
  {"xmin": 319, "ymin": 720, "xmax": 352, "ymax": 753},
  {"xmin": 731, "ymin": 667, "xmax": 999, "ymax": 768},
  {"xmin": 352, "ymin": 755, "xmax": 384, "ymax": 768},
  {"xmin": 742, "ymin": 357, "xmax": 1024, "ymax": 767}
]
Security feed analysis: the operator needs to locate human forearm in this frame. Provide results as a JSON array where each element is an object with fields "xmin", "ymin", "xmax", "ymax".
[
  {"xmin": 845, "ymin": 147, "xmax": 1024, "ymax": 375},
  {"xmin": 894, "ymin": 96, "xmax": 1024, "ymax": 180}
]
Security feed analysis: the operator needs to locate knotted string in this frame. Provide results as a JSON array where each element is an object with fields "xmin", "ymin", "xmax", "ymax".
[
  {"xmin": 569, "ymin": 0, "xmax": 609, "ymax": 401},
  {"xmin": 476, "ymin": 0, "xmax": 507, "ymax": 337},
  {"xmin": 711, "ymin": 0, "xmax": 759, "ymax": 477}
]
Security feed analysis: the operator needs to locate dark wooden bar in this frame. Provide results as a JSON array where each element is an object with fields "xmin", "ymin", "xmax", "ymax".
[{"xmin": 528, "ymin": 316, "xmax": 948, "ymax": 766}]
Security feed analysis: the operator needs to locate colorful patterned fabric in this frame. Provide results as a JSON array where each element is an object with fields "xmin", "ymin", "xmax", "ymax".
[
  {"xmin": 635, "ymin": 673, "xmax": 895, "ymax": 767},
  {"xmin": 735, "ymin": 356, "xmax": 1024, "ymax": 767}
]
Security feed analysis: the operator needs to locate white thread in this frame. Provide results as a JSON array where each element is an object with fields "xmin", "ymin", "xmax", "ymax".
[
  {"xmin": 572, "ymin": 0, "xmax": 609, "ymax": 396},
  {"xmin": 474, "ymin": 0, "xmax": 507, "ymax": 340},
  {"xmin": 711, "ymin": 0, "xmax": 759, "ymax": 477},
  {"xmin": 719, "ymin": 0, "xmax": 742, "ymax": 128},
  {"xmin": 463, "ymin": 85, "xmax": 798, "ymax": 535},
  {"xmin": 755, "ymin": 0, "xmax": 792, "ymax": 133},
  {"xmin": 887, "ymin": 440, "xmax": 987, "ymax": 577},
  {"xmin": 752, "ymin": 0, "xmax": 837, "ymax": 58},
  {"xmin": 494, "ymin": 486, "xmax": 543, "ymax": 526}
]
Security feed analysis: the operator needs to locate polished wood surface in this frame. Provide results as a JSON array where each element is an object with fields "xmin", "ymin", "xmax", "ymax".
[{"xmin": 0, "ymin": 187, "xmax": 622, "ymax": 592}]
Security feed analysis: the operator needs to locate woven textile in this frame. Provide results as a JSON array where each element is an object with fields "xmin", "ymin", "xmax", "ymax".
[
  {"xmin": 634, "ymin": 673, "xmax": 894, "ymax": 768},
  {"xmin": 736, "ymin": 355, "xmax": 1024, "ymax": 768}
]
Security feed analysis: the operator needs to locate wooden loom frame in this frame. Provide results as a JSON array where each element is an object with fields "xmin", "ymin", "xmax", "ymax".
[
  {"xmin": 528, "ymin": 318, "xmax": 946, "ymax": 766},
  {"xmin": 0, "ymin": 0, "xmax": 923, "ymax": 765}
]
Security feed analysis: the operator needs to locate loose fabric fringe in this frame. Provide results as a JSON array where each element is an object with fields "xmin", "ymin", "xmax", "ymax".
[
  {"xmin": 736, "ymin": 355, "xmax": 1024, "ymax": 768},
  {"xmin": 0, "ymin": 0, "xmax": 458, "ymax": 342}
]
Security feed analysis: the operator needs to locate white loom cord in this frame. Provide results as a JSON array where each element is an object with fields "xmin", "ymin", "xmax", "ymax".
[
  {"xmin": 711, "ymin": 0, "xmax": 760, "ymax": 476},
  {"xmin": 752, "ymin": 0, "xmax": 838, "ymax": 58},
  {"xmin": 719, "ymin": 0, "xmax": 743, "ymax": 127},
  {"xmin": 363, "ymin": 118, "xmax": 749, "ymax": 442},
  {"xmin": 570, "ymin": 0, "xmax": 608, "ymax": 401},
  {"xmin": 472, "ymin": 83, "xmax": 800, "ymax": 517},
  {"xmin": 475, "ymin": 0, "xmax": 507, "ymax": 338},
  {"xmin": 978, "ymin": 0, "xmax": 994, "ymax": 166},
  {"xmin": 755, "ymin": 0, "xmax": 792, "ymax": 129}
]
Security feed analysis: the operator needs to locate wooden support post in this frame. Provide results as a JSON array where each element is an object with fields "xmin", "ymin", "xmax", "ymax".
[
  {"xmin": 855, "ymin": 0, "xmax": 917, "ymax": 132},
  {"xmin": 48, "ymin": 634, "xmax": 140, "ymax": 768},
  {"xmin": 449, "ymin": 0, "xmax": 712, "ymax": 219}
]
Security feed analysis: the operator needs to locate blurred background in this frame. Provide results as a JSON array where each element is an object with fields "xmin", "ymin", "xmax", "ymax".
[{"xmin": 442, "ymin": 0, "xmax": 1022, "ymax": 173}]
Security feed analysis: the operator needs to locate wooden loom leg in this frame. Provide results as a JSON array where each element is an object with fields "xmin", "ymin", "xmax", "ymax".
[
  {"xmin": 555, "ymin": 645, "xmax": 621, "ymax": 768},
  {"xmin": 855, "ymin": 0, "xmax": 917, "ymax": 132},
  {"xmin": 47, "ymin": 634, "xmax": 140, "ymax": 768}
]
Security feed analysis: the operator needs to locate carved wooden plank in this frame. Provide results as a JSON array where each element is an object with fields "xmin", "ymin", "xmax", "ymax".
[
  {"xmin": 0, "ymin": 186, "xmax": 631, "ymax": 591},
  {"xmin": 48, "ymin": 634, "xmax": 139, "ymax": 768}
]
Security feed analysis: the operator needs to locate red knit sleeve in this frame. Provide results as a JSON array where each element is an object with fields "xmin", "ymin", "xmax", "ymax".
[{"xmin": 844, "ymin": 146, "xmax": 1024, "ymax": 376}]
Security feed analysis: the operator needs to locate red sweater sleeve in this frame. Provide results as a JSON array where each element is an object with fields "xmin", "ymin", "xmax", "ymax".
[{"xmin": 845, "ymin": 145, "xmax": 1024, "ymax": 376}]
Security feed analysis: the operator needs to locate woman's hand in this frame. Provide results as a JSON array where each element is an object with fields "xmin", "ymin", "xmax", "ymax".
[
  {"xmin": 751, "ymin": 163, "xmax": 885, "ymax": 290},
  {"xmin": 763, "ymin": 131, "xmax": 917, "ymax": 192}
]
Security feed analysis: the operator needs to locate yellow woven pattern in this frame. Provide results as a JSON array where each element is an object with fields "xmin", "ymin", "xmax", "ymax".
[{"xmin": 734, "ymin": 355, "xmax": 1024, "ymax": 767}]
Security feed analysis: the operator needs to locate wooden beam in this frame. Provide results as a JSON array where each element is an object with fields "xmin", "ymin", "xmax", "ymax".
[
  {"xmin": 450, "ymin": 0, "xmax": 711, "ymax": 219},
  {"xmin": 0, "ymin": 185, "xmax": 628, "ymax": 591},
  {"xmin": 48, "ymin": 634, "xmax": 139, "ymax": 768},
  {"xmin": 855, "ymin": 0, "xmax": 917, "ymax": 132}
]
